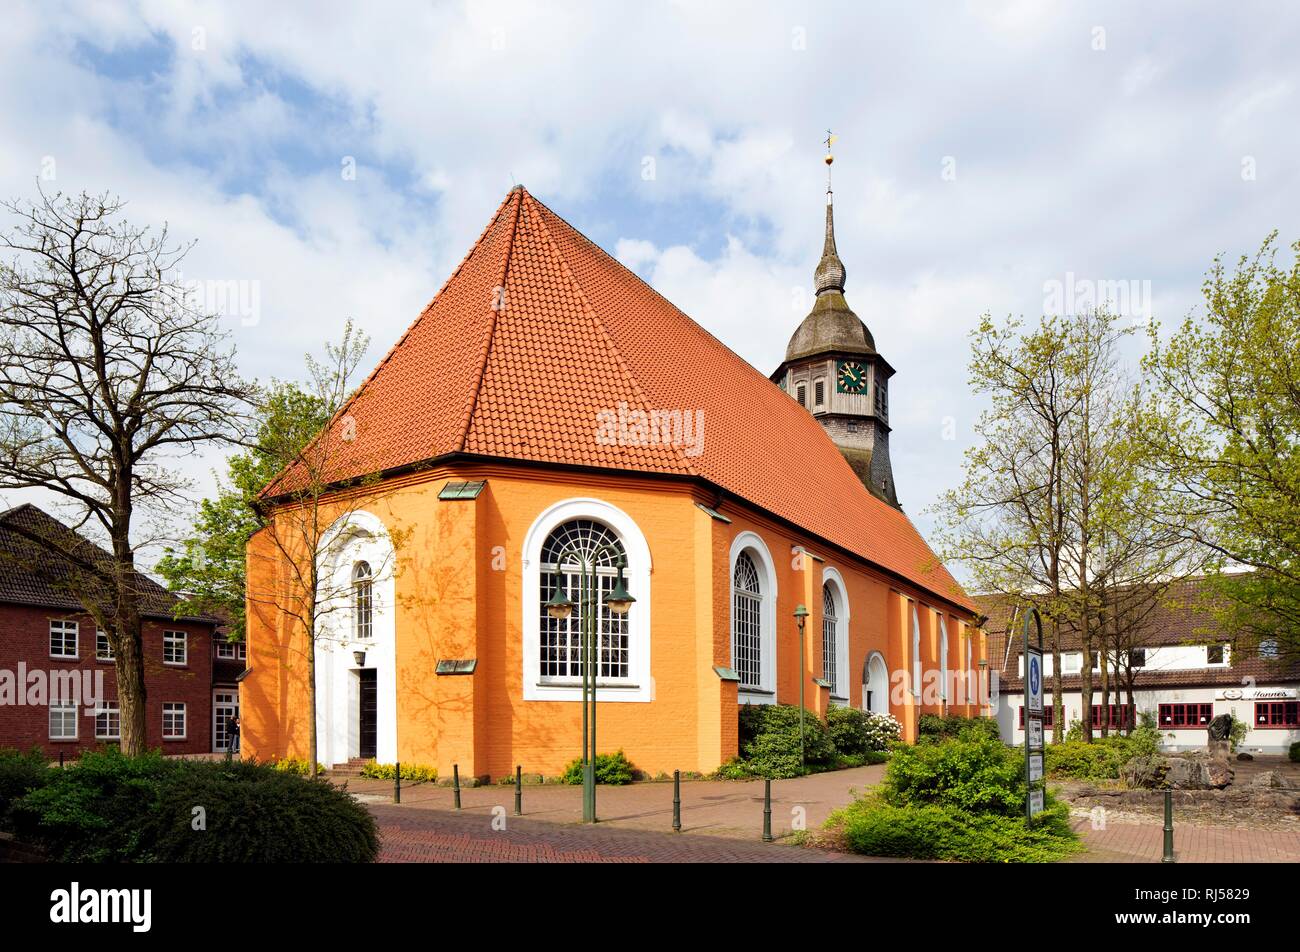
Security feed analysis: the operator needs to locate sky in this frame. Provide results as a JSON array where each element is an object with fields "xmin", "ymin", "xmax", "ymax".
[{"xmin": 0, "ymin": 1, "xmax": 1297, "ymax": 575}]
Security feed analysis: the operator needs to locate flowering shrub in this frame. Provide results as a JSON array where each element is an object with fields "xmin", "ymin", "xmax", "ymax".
[{"xmin": 827, "ymin": 707, "xmax": 901, "ymax": 754}]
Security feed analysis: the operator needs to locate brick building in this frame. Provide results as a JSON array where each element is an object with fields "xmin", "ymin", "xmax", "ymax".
[
  {"xmin": 0, "ymin": 504, "xmax": 230, "ymax": 757},
  {"xmin": 982, "ymin": 577, "xmax": 1300, "ymax": 754},
  {"xmin": 243, "ymin": 177, "xmax": 983, "ymax": 780}
]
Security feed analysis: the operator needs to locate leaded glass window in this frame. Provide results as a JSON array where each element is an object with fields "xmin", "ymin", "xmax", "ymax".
[
  {"xmin": 822, "ymin": 583, "xmax": 838, "ymax": 691},
  {"xmin": 732, "ymin": 553, "xmax": 763, "ymax": 689},
  {"xmin": 539, "ymin": 519, "xmax": 629, "ymax": 681}
]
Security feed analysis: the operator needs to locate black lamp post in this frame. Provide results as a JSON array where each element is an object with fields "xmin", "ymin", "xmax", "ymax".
[
  {"xmin": 544, "ymin": 550, "xmax": 635, "ymax": 823},
  {"xmin": 793, "ymin": 603, "xmax": 809, "ymax": 772}
]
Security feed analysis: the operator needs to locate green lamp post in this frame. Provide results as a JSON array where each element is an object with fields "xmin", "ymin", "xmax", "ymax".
[
  {"xmin": 544, "ymin": 550, "xmax": 635, "ymax": 823},
  {"xmin": 793, "ymin": 603, "xmax": 810, "ymax": 772}
]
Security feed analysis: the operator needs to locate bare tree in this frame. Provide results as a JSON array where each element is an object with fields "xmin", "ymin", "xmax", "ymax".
[
  {"xmin": 0, "ymin": 188, "xmax": 253, "ymax": 754},
  {"xmin": 246, "ymin": 323, "xmax": 406, "ymax": 777}
]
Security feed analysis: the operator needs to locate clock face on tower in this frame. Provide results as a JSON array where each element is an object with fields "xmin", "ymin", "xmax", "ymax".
[{"xmin": 836, "ymin": 360, "xmax": 867, "ymax": 394}]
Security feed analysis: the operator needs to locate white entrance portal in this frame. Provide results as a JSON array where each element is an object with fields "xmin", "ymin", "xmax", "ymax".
[
  {"xmin": 314, "ymin": 511, "xmax": 398, "ymax": 767},
  {"xmin": 863, "ymin": 652, "xmax": 889, "ymax": 714}
]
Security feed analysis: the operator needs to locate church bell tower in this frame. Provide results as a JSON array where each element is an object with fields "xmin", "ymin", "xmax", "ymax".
[{"xmin": 771, "ymin": 137, "xmax": 899, "ymax": 508}]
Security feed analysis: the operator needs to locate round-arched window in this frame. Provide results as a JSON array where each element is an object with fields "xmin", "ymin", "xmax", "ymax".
[
  {"xmin": 352, "ymin": 560, "xmax": 373, "ymax": 641},
  {"xmin": 539, "ymin": 519, "xmax": 629, "ymax": 680}
]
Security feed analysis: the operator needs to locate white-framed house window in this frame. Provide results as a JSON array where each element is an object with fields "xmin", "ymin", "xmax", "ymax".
[
  {"xmin": 821, "ymin": 568, "xmax": 850, "ymax": 702},
  {"xmin": 1061, "ymin": 652, "xmax": 1082, "ymax": 675},
  {"xmin": 96, "ymin": 629, "xmax": 113, "ymax": 662},
  {"xmin": 49, "ymin": 619, "xmax": 78, "ymax": 659},
  {"xmin": 353, "ymin": 560, "xmax": 373, "ymax": 640},
  {"xmin": 215, "ymin": 640, "xmax": 247, "ymax": 660},
  {"xmin": 521, "ymin": 498, "xmax": 653, "ymax": 703},
  {"xmin": 95, "ymin": 702, "xmax": 121, "ymax": 740},
  {"xmin": 1206, "ymin": 643, "xmax": 1229, "ymax": 666},
  {"xmin": 162, "ymin": 702, "xmax": 186, "ymax": 740},
  {"xmin": 49, "ymin": 703, "xmax": 78, "ymax": 741},
  {"xmin": 730, "ymin": 532, "xmax": 778, "ymax": 703},
  {"xmin": 163, "ymin": 630, "xmax": 188, "ymax": 666}
]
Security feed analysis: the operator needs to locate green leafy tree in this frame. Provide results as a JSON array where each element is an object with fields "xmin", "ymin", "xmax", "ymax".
[
  {"xmin": 158, "ymin": 383, "xmax": 329, "ymax": 640},
  {"xmin": 1139, "ymin": 234, "xmax": 1300, "ymax": 661}
]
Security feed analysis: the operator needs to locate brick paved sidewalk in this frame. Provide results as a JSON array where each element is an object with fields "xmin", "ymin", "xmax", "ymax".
[
  {"xmin": 1072, "ymin": 818, "xmax": 1300, "ymax": 862},
  {"xmin": 345, "ymin": 764, "xmax": 886, "ymax": 841},
  {"xmin": 371, "ymin": 804, "xmax": 879, "ymax": 863}
]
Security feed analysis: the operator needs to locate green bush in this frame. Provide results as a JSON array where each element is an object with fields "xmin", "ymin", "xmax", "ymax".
[
  {"xmin": 827, "ymin": 707, "xmax": 900, "ymax": 754},
  {"xmin": 1044, "ymin": 723, "xmax": 1163, "ymax": 780},
  {"xmin": 830, "ymin": 793, "xmax": 1079, "ymax": 863},
  {"xmin": 883, "ymin": 731, "xmax": 1025, "ymax": 815},
  {"xmin": 145, "ymin": 760, "xmax": 379, "ymax": 862},
  {"xmin": 736, "ymin": 704, "xmax": 835, "ymax": 778},
  {"xmin": 560, "ymin": 750, "xmax": 636, "ymax": 785},
  {"xmin": 827, "ymin": 731, "xmax": 1080, "ymax": 861},
  {"xmin": 917, "ymin": 713, "xmax": 1000, "ymax": 743},
  {"xmin": 9, "ymin": 749, "xmax": 378, "ymax": 862},
  {"xmin": 360, "ymin": 762, "xmax": 437, "ymax": 783},
  {"xmin": 0, "ymin": 748, "xmax": 53, "ymax": 826},
  {"xmin": 271, "ymin": 757, "xmax": 326, "ymax": 776},
  {"xmin": 1289, "ymin": 742, "xmax": 1300, "ymax": 763}
]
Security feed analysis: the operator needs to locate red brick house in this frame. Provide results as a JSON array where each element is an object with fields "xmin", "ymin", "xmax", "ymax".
[{"xmin": 0, "ymin": 504, "xmax": 230, "ymax": 757}]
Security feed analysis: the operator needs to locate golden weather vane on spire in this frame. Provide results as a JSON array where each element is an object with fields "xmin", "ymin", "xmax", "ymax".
[{"xmin": 824, "ymin": 129, "xmax": 838, "ymax": 195}]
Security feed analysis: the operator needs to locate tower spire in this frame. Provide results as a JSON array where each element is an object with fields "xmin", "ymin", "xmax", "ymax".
[{"xmin": 815, "ymin": 130, "xmax": 845, "ymax": 294}]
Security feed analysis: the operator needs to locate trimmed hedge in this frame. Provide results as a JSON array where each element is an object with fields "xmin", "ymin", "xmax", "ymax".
[
  {"xmin": 6, "ymin": 749, "xmax": 378, "ymax": 862},
  {"xmin": 917, "ymin": 713, "xmax": 1001, "ymax": 743}
]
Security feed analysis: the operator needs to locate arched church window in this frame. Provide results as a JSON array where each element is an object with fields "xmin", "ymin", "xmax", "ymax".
[
  {"xmin": 539, "ymin": 519, "xmax": 630, "ymax": 681},
  {"xmin": 732, "ymin": 553, "xmax": 763, "ymax": 689},
  {"xmin": 353, "ymin": 561, "xmax": 373, "ymax": 640},
  {"xmin": 822, "ymin": 582, "xmax": 839, "ymax": 693}
]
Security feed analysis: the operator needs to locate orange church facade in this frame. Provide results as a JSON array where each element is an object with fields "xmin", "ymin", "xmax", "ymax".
[{"xmin": 241, "ymin": 184, "xmax": 983, "ymax": 781}]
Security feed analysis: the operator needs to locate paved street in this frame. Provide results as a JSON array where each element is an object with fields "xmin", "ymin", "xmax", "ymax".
[
  {"xmin": 372, "ymin": 804, "xmax": 876, "ymax": 862},
  {"xmin": 353, "ymin": 762, "xmax": 1300, "ymax": 863}
]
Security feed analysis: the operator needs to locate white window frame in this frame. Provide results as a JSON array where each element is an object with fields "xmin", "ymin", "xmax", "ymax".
[
  {"xmin": 96, "ymin": 628, "xmax": 114, "ymax": 662},
  {"xmin": 215, "ymin": 640, "xmax": 247, "ymax": 660},
  {"xmin": 49, "ymin": 703, "xmax": 78, "ymax": 740},
  {"xmin": 353, "ymin": 560, "xmax": 374, "ymax": 640},
  {"xmin": 730, "ymin": 532, "xmax": 778, "ymax": 704},
  {"xmin": 162, "ymin": 702, "xmax": 187, "ymax": 740},
  {"xmin": 520, "ymin": 498, "xmax": 653, "ymax": 703},
  {"xmin": 821, "ymin": 567, "xmax": 850, "ymax": 702},
  {"xmin": 1061, "ymin": 652, "xmax": 1082, "ymax": 675},
  {"xmin": 49, "ymin": 619, "xmax": 79, "ymax": 659},
  {"xmin": 163, "ymin": 630, "xmax": 188, "ymax": 666},
  {"xmin": 95, "ymin": 702, "xmax": 121, "ymax": 740},
  {"xmin": 1206, "ymin": 643, "xmax": 1230, "ymax": 667}
]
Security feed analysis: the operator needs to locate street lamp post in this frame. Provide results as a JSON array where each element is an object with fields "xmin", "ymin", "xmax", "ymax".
[
  {"xmin": 793, "ymin": 604, "xmax": 809, "ymax": 773},
  {"xmin": 544, "ymin": 547, "xmax": 635, "ymax": 823}
]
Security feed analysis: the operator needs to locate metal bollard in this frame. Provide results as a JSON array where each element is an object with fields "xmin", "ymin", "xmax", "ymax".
[
  {"xmin": 1162, "ymin": 789, "xmax": 1175, "ymax": 863},
  {"xmin": 762, "ymin": 778, "xmax": 773, "ymax": 842},
  {"xmin": 514, "ymin": 765, "xmax": 522, "ymax": 816},
  {"xmin": 394, "ymin": 761, "xmax": 401, "ymax": 804},
  {"xmin": 672, "ymin": 770, "xmax": 681, "ymax": 832},
  {"xmin": 453, "ymin": 763, "xmax": 462, "ymax": 810}
]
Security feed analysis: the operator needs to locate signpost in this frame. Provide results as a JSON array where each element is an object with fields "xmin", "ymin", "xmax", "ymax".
[{"xmin": 1021, "ymin": 605, "xmax": 1046, "ymax": 824}]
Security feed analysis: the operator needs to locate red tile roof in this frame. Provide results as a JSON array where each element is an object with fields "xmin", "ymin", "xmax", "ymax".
[{"xmin": 270, "ymin": 187, "xmax": 972, "ymax": 611}]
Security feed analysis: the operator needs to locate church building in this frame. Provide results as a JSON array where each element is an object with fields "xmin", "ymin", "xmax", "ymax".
[{"xmin": 241, "ymin": 163, "xmax": 982, "ymax": 780}]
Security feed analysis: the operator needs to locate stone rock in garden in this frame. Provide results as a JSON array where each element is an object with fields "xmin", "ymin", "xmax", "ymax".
[
  {"xmin": 1121, "ymin": 754, "xmax": 1167, "ymax": 789},
  {"xmin": 1236, "ymin": 752, "xmax": 1254, "ymax": 761},
  {"xmin": 1164, "ymin": 753, "xmax": 1233, "ymax": 790},
  {"xmin": 1250, "ymin": 770, "xmax": 1295, "ymax": 790}
]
